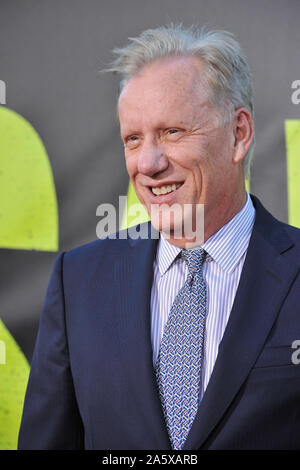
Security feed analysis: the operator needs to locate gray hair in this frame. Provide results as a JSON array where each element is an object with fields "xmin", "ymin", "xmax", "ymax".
[{"xmin": 105, "ymin": 24, "xmax": 255, "ymax": 176}]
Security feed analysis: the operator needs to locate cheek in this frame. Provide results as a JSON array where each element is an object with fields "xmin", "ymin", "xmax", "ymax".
[
  {"xmin": 210, "ymin": 130, "xmax": 233, "ymax": 164},
  {"xmin": 124, "ymin": 155, "xmax": 145, "ymax": 196},
  {"xmin": 184, "ymin": 152, "xmax": 217, "ymax": 197}
]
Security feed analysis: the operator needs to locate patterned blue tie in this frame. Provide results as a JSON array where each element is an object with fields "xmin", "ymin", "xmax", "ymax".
[{"xmin": 155, "ymin": 247, "xmax": 207, "ymax": 450}]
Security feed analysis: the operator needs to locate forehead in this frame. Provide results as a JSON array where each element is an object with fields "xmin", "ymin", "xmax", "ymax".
[{"xmin": 118, "ymin": 56, "xmax": 212, "ymax": 126}]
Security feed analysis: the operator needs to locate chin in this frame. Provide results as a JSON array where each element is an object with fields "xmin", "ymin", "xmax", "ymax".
[{"xmin": 152, "ymin": 214, "xmax": 185, "ymax": 240}]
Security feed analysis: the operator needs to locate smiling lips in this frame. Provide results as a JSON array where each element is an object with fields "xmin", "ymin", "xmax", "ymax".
[{"xmin": 151, "ymin": 182, "xmax": 183, "ymax": 196}]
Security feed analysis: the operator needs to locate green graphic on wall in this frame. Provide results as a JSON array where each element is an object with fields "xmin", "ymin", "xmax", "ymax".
[
  {"xmin": 0, "ymin": 106, "xmax": 58, "ymax": 251},
  {"xmin": 0, "ymin": 319, "xmax": 30, "ymax": 450},
  {"xmin": 285, "ymin": 120, "xmax": 300, "ymax": 228},
  {"xmin": 121, "ymin": 180, "xmax": 150, "ymax": 229},
  {"xmin": 0, "ymin": 104, "xmax": 59, "ymax": 449}
]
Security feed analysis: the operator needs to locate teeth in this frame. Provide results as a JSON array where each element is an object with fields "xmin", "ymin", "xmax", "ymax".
[{"xmin": 151, "ymin": 183, "xmax": 182, "ymax": 196}]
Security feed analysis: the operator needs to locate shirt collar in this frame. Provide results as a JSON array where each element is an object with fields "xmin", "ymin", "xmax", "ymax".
[
  {"xmin": 156, "ymin": 232, "xmax": 182, "ymax": 276},
  {"xmin": 156, "ymin": 191, "xmax": 256, "ymax": 276}
]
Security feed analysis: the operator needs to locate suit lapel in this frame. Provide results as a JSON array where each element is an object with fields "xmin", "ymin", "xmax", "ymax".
[
  {"xmin": 114, "ymin": 223, "xmax": 171, "ymax": 449},
  {"xmin": 183, "ymin": 196, "xmax": 300, "ymax": 449}
]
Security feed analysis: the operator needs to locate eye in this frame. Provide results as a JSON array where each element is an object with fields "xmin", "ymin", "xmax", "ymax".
[
  {"xmin": 128, "ymin": 135, "xmax": 139, "ymax": 141},
  {"xmin": 165, "ymin": 128, "xmax": 183, "ymax": 140},
  {"xmin": 124, "ymin": 135, "xmax": 140, "ymax": 149}
]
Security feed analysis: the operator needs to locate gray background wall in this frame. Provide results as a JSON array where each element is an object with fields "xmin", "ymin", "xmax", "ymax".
[{"xmin": 0, "ymin": 0, "xmax": 299, "ymax": 361}]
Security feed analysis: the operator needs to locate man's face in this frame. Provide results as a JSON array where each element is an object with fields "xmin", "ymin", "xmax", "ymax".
[{"xmin": 118, "ymin": 56, "xmax": 244, "ymax": 246}]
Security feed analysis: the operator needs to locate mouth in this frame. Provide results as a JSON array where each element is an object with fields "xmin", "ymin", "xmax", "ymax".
[{"xmin": 150, "ymin": 182, "xmax": 184, "ymax": 196}]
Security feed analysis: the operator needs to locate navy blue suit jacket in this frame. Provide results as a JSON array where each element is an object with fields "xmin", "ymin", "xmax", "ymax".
[{"xmin": 18, "ymin": 195, "xmax": 300, "ymax": 449}]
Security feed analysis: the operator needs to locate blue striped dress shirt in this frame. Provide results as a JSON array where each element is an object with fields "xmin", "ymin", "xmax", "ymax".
[{"xmin": 150, "ymin": 191, "xmax": 256, "ymax": 400}]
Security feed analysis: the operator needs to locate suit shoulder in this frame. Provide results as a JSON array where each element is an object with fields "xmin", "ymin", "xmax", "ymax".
[
  {"xmin": 282, "ymin": 222, "xmax": 300, "ymax": 239},
  {"xmin": 278, "ymin": 221, "xmax": 300, "ymax": 264},
  {"xmin": 62, "ymin": 221, "xmax": 153, "ymax": 267},
  {"xmin": 252, "ymin": 195, "xmax": 300, "ymax": 258},
  {"xmin": 64, "ymin": 231, "xmax": 131, "ymax": 263}
]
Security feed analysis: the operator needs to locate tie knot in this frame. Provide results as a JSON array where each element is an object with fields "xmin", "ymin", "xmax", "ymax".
[{"xmin": 181, "ymin": 247, "xmax": 206, "ymax": 275}]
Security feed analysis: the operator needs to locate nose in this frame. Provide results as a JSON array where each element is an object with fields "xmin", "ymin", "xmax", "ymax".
[{"xmin": 137, "ymin": 137, "xmax": 168, "ymax": 177}]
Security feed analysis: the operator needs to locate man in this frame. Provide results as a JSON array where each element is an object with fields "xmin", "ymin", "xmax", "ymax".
[{"xmin": 18, "ymin": 25, "xmax": 300, "ymax": 450}]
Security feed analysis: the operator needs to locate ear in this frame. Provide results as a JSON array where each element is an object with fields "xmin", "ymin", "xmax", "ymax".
[{"xmin": 232, "ymin": 107, "xmax": 254, "ymax": 164}]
